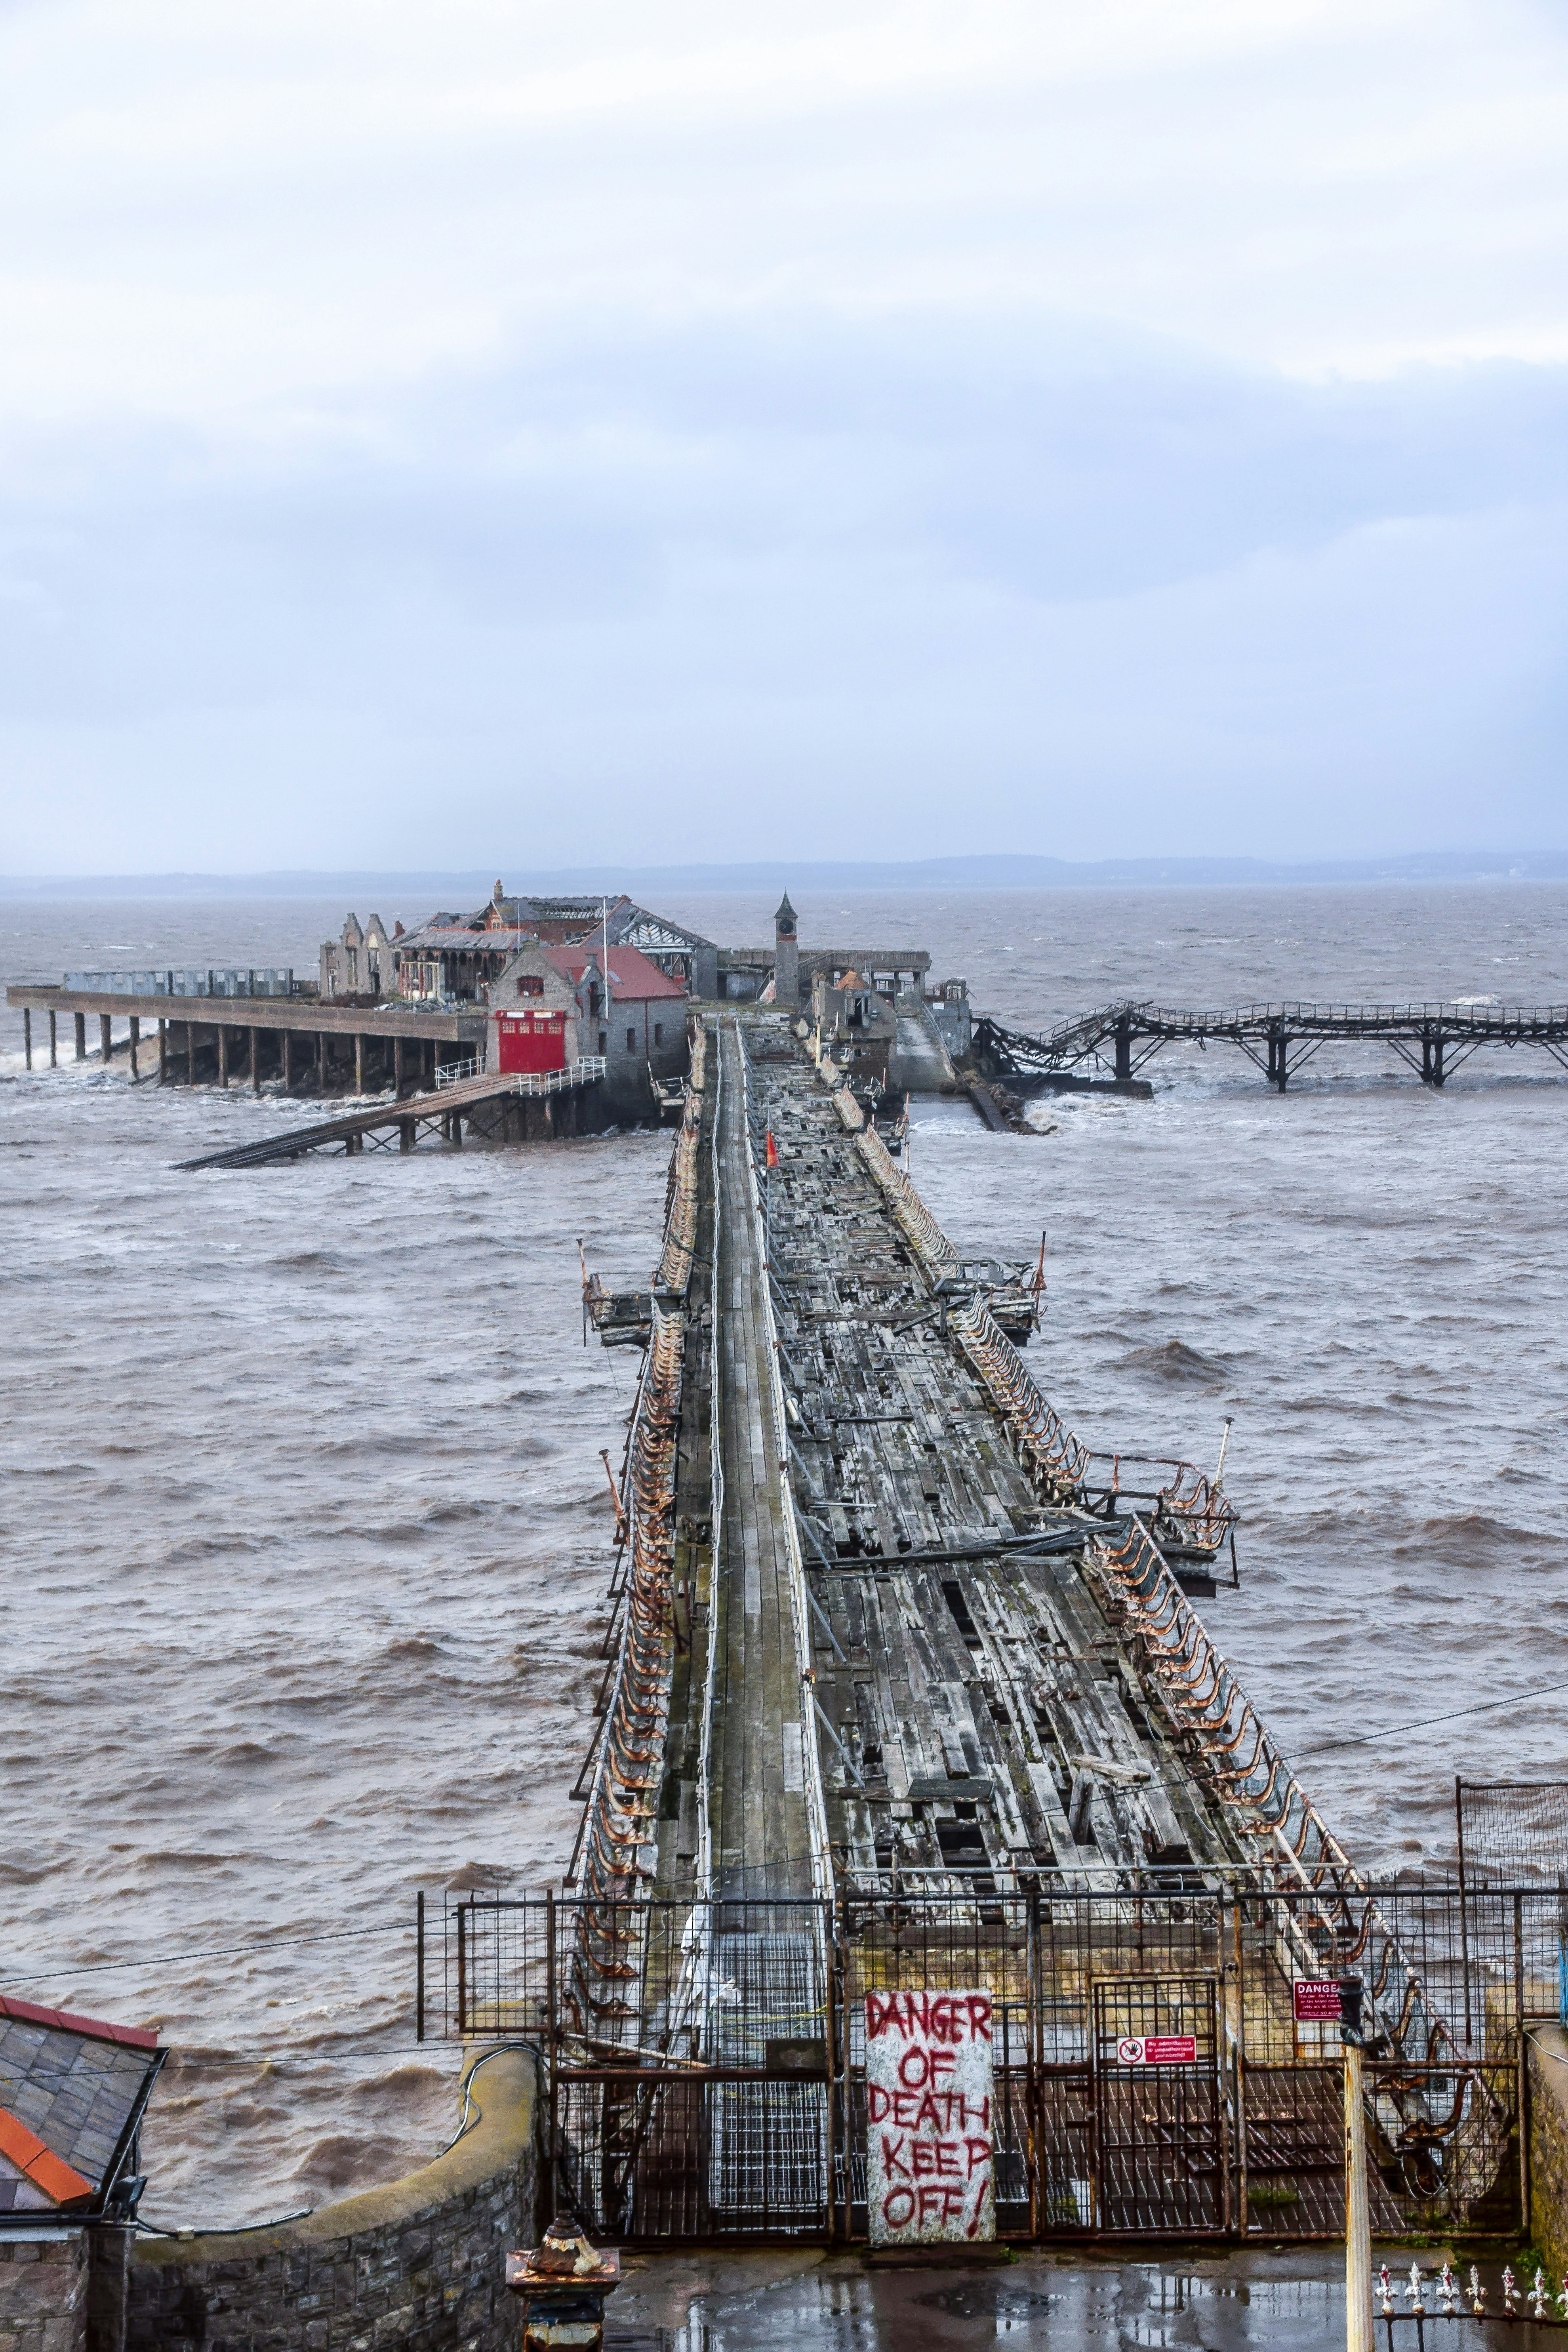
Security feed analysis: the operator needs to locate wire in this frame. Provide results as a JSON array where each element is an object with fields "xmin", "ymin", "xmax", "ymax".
[
  {"xmin": 1294, "ymin": 1680, "xmax": 1568, "ymax": 1757},
  {"xmin": 132, "ymin": 2045, "xmax": 543, "ymax": 2238},
  {"xmin": 433, "ymin": 2042, "xmax": 544, "ymax": 2158},
  {"xmin": 151, "ymin": 2045, "xmax": 460, "ymax": 2070},
  {"xmin": 0, "ymin": 1921, "xmax": 408, "ymax": 1992},
  {"xmin": 136, "ymin": 2207, "xmax": 315, "ymax": 2239}
]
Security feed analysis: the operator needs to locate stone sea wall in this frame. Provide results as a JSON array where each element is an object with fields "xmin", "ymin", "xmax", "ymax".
[{"xmin": 126, "ymin": 2047, "xmax": 537, "ymax": 2352}]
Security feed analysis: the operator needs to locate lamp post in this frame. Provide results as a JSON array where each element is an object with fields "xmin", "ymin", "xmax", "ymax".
[{"xmin": 1342, "ymin": 1975, "xmax": 1372, "ymax": 2352}]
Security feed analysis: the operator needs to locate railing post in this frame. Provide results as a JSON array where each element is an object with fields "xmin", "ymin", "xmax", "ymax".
[
  {"xmin": 456, "ymin": 1900, "xmax": 468, "ymax": 2036},
  {"xmin": 547, "ymin": 1887, "xmax": 559, "ymax": 2216},
  {"xmin": 1343, "ymin": 2038, "xmax": 1373, "ymax": 2352},
  {"xmin": 1456, "ymin": 1778, "xmax": 1473, "ymax": 2049},
  {"xmin": 1027, "ymin": 1888, "xmax": 1042, "ymax": 2240},
  {"xmin": 825, "ymin": 1894, "xmax": 840, "ymax": 2244},
  {"xmin": 1516, "ymin": 1890, "xmax": 1530, "ymax": 2236},
  {"xmin": 416, "ymin": 1890, "xmax": 425, "ymax": 2043}
]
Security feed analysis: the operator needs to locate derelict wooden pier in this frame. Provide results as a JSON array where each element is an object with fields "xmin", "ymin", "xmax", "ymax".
[{"xmin": 476, "ymin": 1007, "xmax": 1522, "ymax": 2243}]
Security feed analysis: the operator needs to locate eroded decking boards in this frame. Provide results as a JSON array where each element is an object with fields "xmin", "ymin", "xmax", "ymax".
[{"xmin": 647, "ymin": 1012, "xmax": 1250, "ymax": 1902}]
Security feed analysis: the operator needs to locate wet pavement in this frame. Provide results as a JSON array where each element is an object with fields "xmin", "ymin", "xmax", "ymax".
[{"xmin": 612, "ymin": 2246, "xmax": 1558, "ymax": 2348}]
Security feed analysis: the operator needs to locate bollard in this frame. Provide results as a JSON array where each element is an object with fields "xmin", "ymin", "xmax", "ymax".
[{"xmin": 505, "ymin": 2213, "xmax": 621, "ymax": 2351}]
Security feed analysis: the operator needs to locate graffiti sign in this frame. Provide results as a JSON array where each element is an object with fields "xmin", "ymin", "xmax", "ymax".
[{"xmin": 865, "ymin": 1990, "xmax": 994, "ymax": 2244}]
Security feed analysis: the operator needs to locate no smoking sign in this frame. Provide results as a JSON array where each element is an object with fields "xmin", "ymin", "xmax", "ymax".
[{"xmin": 1115, "ymin": 2034, "xmax": 1198, "ymax": 2066}]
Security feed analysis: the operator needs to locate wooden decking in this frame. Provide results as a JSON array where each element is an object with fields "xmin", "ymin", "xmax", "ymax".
[
  {"xmin": 707, "ymin": 1024, "xmax": 816, "ymax": 1898},
  {"xmin": 711, "ymin": 1014, "xmax": 1247, "ymax": 1897}
]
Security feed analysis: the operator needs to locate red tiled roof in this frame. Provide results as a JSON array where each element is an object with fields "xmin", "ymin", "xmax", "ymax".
[
  {"xmin": 0, "ymin": 1994, "xmax": 158, "ymax": 2052},
  {"xmin": 0, "ymin": 2108, "xmax": 94, "ymax": 2207},
  {"xmin": 542, "ymin": 944, "xmax": 686, "ymax": 1002}
]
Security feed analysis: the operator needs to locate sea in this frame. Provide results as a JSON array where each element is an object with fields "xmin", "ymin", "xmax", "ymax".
[{"xmin": 2, "ymin": 881, "xmax": 1565, "ymax": 2227}]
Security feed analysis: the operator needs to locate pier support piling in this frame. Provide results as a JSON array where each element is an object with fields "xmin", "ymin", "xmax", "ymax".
[
  {"xmin": 394, "ymin": 1036, "xmax": 404, "ymax": 1095},
  {"xmin": 354, "ymin": 1033, "xmax": 364, "ymax": 1095},
  {"xmin": 186, "ymin": 1022, "xmax": 196, "ymax": 1085},
  {"xmin": 130, "ymin": 1016, "xmax": 140, "ymax": 1081},
  {"xmin": 217, "ymin": 1025, "xmax": 229, "ymax": 1088},
  {"xmin": 158, "ymin": 1021, "xmax": 167, "ymax": 1084},
  {"xmin": 317, "ymin": 1032, "xmax": 326, "ymax": 1092},
  {"xmin": 1113, "ymin": 1013, "xmax": 1132, "ymax": 1085},
  {"xmin": 74, "ymin": 1010, "xmax": 85, "ymax": 1062},
  {"xmin": 250, "ymin": 1027, "xmax": 259, "ymax": 1094},
  {"xmin": 49, "ymin": 1010, "xmax": 57, "ymax": 1067},
  {"xmin": 23, "ymin": 1007, "xmax": 31, "ymax": 1069},
  {"xmin": 100, "ymin": 1014, "xmax": 112, "ymax": 1064}
]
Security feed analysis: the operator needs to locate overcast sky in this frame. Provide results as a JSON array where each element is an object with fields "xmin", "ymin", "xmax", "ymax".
[{"xmin": 3, "ymin": 0, "xmax": 1567, "ymax": 873}]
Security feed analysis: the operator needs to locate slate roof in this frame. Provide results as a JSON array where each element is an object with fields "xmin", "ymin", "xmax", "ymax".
[{"xmin": 0, "ymin": 1996, "xmax": 162, "ymax": 2215}]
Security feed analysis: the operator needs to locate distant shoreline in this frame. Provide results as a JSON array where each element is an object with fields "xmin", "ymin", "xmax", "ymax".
[{"xmin": 2, "ymin": 852, "xmax": 1566, "ymax": 901}]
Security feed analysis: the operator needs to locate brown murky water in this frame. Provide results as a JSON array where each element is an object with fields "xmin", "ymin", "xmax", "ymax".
[{"xmin": 3, "ymin": 882, "xmax": 1565, "ymax": 2224}]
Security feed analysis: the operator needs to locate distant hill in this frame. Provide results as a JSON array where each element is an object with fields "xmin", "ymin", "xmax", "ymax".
[{"xmin": 2, "ymin": 850, "xmax": 1565, "ymax": 899}]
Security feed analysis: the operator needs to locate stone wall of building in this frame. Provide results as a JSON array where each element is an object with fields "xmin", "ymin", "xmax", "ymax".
[
  {"xmin": 1530, "ymin": 2026, "xmax": 1568, "ymax": 2281},
  {"xmin": 0, "ymin": 2234, "xmax": 88, "ymax": 2352},
  {"xmin": 126, "ymin": 2047, "xmax": 537, "ymax": 2352}
]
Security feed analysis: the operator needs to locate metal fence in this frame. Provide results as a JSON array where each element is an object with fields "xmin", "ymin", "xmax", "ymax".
[
  {"xmin": 1456, "ymin": 1782, "xmax": 1568, "ymax": 2037},
  {"xmin": 63, "ymin": 967, "xmax": 298, "ymax": 997},
  {"xmin": 432, "ymin": 1881, "xmax": 1555, "ymax": 2245}
]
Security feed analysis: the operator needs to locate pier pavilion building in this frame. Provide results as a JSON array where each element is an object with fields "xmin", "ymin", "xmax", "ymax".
[
  {"xmin": 371, "ymin": 886, "xmax": 719, "ymax": 1005},
  {"xmin": 488, "ymin": 941, "xmax": 688, "ymax": 1119}
]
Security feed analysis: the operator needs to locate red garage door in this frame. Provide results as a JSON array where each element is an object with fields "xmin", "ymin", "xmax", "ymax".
[{"xmin": 496, "ymin": 1014, "xmax": 567, "ymax": 1074}]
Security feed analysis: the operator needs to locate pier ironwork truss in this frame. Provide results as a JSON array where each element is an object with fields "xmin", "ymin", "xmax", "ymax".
[{"xmin": 972, "ymin": 1001, "xmax": 1568, "ymax": 1092}]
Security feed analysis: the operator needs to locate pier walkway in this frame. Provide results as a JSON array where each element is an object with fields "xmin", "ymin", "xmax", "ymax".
[
  {"xmin": 975, "ymin": 997, "xmax": 1568, "ymax": 1090},
  {"xmin": 709, "ymin": 1025, "xmax": 819, "ymax": 1900}
]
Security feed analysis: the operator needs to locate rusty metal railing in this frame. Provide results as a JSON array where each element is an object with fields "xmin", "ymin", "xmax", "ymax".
[
  {"xmin": 565, "ymin": 1300, "xmax": 684, "ymax": 2051},
  {"xmin": 655, "ymin": 1090, "xmax": 701, "ymax": 1294},
  {"xmin": 947, "ymin": 1294, "xmax": 1091, "ymax": 1502}
]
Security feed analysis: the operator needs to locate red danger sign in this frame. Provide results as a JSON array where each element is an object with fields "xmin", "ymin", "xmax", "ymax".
[
  {"xmin": 1293, "ymin": 1980, "xmax": 1343, "ymax": 2022},
  {"xmin": 865, "ymin": 1991, "xmax": 993, "ymax": 2246},
  {"xmin": 1115, "ymin": 2034, "xmax": 1197, "ymax": 2066}
]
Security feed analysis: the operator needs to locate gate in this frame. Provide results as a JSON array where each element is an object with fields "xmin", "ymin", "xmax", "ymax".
[
  {"xmin": 434, "ymin": 1881, "xmax": 1539, "ymax": 2246},
  {"xmin": 1092, "ymin": 1975, "xmax": 1224, "ymax": 2232}
]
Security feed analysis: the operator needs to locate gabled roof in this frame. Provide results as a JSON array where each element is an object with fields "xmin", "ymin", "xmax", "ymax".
[
  {"xmin": 396, "ymin": 893, "xmax": 714, "ymax": 959},
  {"xmin": 544, "ymin": 944, "xmax": 688, "ymax": 1003},
  {"xmin": 0, "ymin": 1996, "xmax": 162, "ymax": 2216}
]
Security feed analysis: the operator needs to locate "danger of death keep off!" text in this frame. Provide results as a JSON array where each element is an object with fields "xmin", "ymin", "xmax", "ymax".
[{"xmin": 865, "ymin": 1990, "xmax": 994, "ymax": 2245}]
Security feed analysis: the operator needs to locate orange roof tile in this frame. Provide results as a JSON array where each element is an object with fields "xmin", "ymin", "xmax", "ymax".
[{"xmin": 0, "ymin": 2108, "xmax": 93, "ymax": 2207}]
